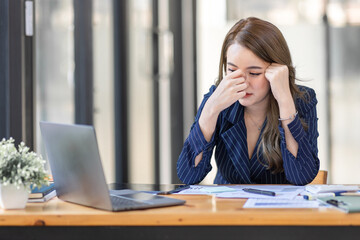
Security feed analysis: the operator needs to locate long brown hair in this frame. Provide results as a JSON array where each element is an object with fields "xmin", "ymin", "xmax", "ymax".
[{"xmin": 216, "ymin": 17, "xmax": 305, "ymax": 173}]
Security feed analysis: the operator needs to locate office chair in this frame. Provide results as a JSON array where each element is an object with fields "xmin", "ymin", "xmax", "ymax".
[{"xmin": 309, "ymin": 170, "xmax": 328, "ymax": 184}]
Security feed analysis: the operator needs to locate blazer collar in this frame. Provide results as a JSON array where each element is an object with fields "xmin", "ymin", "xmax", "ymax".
[
  {"xmin": 220, "ymin": 101, "xmax": 268, "ymax": 183},
  {"xmin": 223, "ymin": 101, "xmax": 268, "ymax": 131},
  {"xmin": 223, "ymin": 101, "xmax": 243, "ymax": 125}
]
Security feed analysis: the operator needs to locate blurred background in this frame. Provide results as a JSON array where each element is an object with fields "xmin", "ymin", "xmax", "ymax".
[{"xmin": 2, "ymin": 0, "xmax": 360, "ymax": 185}]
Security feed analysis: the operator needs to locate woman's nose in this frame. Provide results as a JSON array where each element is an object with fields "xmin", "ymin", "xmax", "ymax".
[
  {"xmin": 237, "ymin": 69, "xmax": 247, "ymax": 79},
  {"xmin": 239, "ymin": 70, "xmax": 249, "ymax": 81}
]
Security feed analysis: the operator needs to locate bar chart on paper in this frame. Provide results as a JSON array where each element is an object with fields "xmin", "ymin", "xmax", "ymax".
[{"xmin": 243, "ymin": 198, "xmax": 320, "ymax": 208}]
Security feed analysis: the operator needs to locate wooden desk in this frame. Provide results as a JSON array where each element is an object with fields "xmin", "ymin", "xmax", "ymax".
[{"xmin": 1, "ymin": 195, "xmax": 360, "ymax": 240}]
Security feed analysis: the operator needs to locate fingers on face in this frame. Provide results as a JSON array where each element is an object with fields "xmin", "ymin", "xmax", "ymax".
[
  {"xmin": 265, "ymin": 71, "xmax": 274, "ymax": 80},
  {"xmin": 223, "ymin": 70, "xmax": 247, "ymax": 98},
  {"xmin": 225, "ymin": 80, "xmax": 247, "ymax": 94},
  {"xmin": 265, "ymin": 64, "xmax": 289, "ymax": 82},
  {"xmin": 266, "ymin": 64, "xmax": 288, "ymax": 73},
  {"xmin": 237, "ymin": 89, "xmax": 247, "ymax": 98},
  {"xmin": 226, "ymin": 69, "xmax": 246, "ymax": 79},
  {"xmin": 223, "ymin": 75, "xmax": 246, "ymax": 88}
]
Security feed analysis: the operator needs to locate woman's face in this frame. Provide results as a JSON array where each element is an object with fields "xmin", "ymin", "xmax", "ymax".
[{"xmin": 226, "ymin": 43, "xmax": 270, "ymax": 109}]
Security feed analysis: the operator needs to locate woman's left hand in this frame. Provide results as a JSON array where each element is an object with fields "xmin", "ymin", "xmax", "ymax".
[{"xmin": 265, "ymin": 63, "xmax": 292, "ymax": 105}]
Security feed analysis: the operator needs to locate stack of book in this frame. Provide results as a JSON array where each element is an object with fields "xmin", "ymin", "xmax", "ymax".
[{"xmin": 28, "ymin": 182, "xmax": 56, "ymax": 203}]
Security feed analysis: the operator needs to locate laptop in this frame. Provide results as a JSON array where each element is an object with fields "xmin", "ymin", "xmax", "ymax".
[{"xmin": 40, "ymin": 121, "xmax": 185, "ymax": 211}]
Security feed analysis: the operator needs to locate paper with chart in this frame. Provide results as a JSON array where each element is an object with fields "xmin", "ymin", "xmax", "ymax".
[{"xmin": 243, "ymin": 198, "xmax": 320, "ymax": 208}]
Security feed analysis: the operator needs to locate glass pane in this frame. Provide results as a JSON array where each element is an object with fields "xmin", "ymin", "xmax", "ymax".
[
  {"xmin": 127, "ymin": 0, "xmax": 155, "ymax": 183},
  {"xmin": 93, "ymin": 0, "xmax": 115, "ymax": 183},
  {"xmin": 35, "ymin": 0, "xmax": 74, "ymax": 164},
  {"xmin": 328, "ymin": 0, "xmax": 360, "ymax": 183}
]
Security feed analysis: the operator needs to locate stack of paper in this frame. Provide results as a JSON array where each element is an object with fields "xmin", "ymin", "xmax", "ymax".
[{"xmin": 305, "ymin": 185, "xmax": 359, "ymax": 194}]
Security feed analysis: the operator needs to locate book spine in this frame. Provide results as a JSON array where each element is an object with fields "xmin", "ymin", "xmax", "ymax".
[
  {"xmin": 28, "ymin": 190, "xmax": 56, "ymax": 203},
  {"xmin": 29, "ymin": 184, "xmax": 55, "ymax": 198}
]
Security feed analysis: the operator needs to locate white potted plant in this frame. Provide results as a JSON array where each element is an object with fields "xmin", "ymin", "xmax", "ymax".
[{"xmin": 0, "ymin": 138, "xmax": 49, "ymax": 209}]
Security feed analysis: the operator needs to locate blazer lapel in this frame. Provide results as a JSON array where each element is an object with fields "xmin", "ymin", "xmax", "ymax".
[
  {"xmin": 220, "ymin": 102, "xmax": 252, "ymax": 184},
  {"xmin": 249, "ymin": 126, "xmax": 267, "ymax": 179}
]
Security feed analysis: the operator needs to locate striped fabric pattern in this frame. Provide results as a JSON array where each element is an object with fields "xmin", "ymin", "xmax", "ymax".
[{"xmin": 177, "ymin": 85, "xmax": 319, "ymax": 185}]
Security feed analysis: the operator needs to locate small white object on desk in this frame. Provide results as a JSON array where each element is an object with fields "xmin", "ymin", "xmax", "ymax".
[{"xmin": 305, "ymin": 185, "xmax": 359, "ymax": 194}]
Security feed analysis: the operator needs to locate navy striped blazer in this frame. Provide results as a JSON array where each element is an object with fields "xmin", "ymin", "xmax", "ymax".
[{"xmin": 177, "ymin": 85, "xmax": 319, "ymax": 185}]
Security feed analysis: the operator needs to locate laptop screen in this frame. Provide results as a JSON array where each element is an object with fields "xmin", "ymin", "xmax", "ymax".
[{"xmin": 40, "ymin": 122, "xmax": 113, "ymax": 210}]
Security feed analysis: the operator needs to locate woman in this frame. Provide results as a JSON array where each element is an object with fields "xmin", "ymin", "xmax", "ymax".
[{"xmin": 177, "ymin": 17, "xmax": 319, "ymax": 185}]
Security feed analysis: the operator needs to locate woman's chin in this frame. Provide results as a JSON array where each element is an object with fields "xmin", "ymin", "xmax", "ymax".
[{"xmin": 238, "ymin": 98, "xmax": 252, "ymax": 106}]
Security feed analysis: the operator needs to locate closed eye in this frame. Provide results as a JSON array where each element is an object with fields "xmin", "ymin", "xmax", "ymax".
[
  {"xmin": 249, "ymin": 72, "xmax": 261, "ymax": 76},
  {"xmin": 228, "ymin": 68, "xmax": 236, "ymax": 72}
]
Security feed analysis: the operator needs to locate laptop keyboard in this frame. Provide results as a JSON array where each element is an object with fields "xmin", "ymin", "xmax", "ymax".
[{"xmin": 110, "ymin": 195, "xmax": 151, "ymax": 211}]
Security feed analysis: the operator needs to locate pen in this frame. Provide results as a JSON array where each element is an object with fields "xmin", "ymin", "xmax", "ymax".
[
  {"xmin": 339, "ymin": 192, "xmax": 360, "ymax": 196},
  {"xmin": 242, "ymin": 188, "xmax": 276, "ymax": 196}
]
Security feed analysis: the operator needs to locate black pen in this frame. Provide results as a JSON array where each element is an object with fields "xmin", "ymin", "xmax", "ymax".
[{"xmin": 242, "ymin": 188, "xmax": 276, "ymax": 196}]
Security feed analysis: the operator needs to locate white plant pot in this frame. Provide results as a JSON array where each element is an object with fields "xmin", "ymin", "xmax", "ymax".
[{"xmin": 0, "ymin": 184, "xmax": 29, "ymax": 209}]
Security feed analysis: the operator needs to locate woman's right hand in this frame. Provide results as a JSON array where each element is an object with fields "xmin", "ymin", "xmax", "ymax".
[
  {"xmin": 198, "ymin": 70, "xmax": 248, "ymax": 144},
  {"xmin": 207, "ymin": 69, "xmax": 248, "ymax": 114}
]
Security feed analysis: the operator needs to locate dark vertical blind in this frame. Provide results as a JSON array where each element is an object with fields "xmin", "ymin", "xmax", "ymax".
[
  {"xmin": 152, "ymin": 0, "xmax": 160, "ymax": 184},
  {"xmin": 0, "ymin": 0, "xmax": 10, "ymax": 139},
  {"xmin": 74, "ymin": 0, "xmax": 94, "ymax": 125},
  {"xmin": 113, "ymin": 0, "xmax": 129, "ymax": 183},
  {"xmin": 24, "ymin": 1, "xmax": 35, "ymax": 149},
  {"xmin": 0, "ymin": 0, "xmax": 31, "ymax": 148},
  {"xmin": 169, "ymin": 0, "xmax": 184, "ymax": 183}
]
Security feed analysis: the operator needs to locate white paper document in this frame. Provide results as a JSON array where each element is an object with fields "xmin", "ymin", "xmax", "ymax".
[
  {"xmin": 199, "ymin": 186, "xmax": 238, "ymax": 193},
  {"xmin": 175, "ymin": 185, "xmax": 238, "ymax": 195},
  {"xmin": 216, "ymin": 185, "xmax": 305, "ymax": 200},
  {"xmin": 305, "ymin": 184, "xmax": 359, "ymax": 194},
  {"xmin": 243, "ymin": 198, "xmax": 320, "ymax": 208},
  {"xmin": 175, "ymin": 185, "xmax": 305, "ymax": 200}
]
